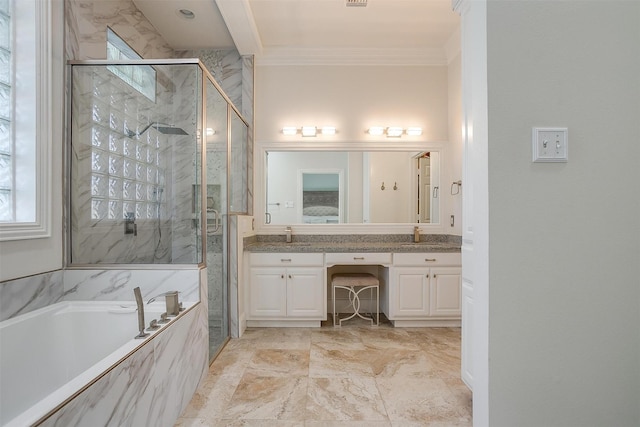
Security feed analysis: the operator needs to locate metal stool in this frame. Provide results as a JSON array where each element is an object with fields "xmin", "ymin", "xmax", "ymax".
[{"xmin": 331, "ymin": 273, "xmax": 379, "ymax": 326}]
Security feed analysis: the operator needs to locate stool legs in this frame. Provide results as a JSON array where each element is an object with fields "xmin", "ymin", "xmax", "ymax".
[{"xmin": 332, "ymin": 284, "xmax": 379, "ymax": 326}]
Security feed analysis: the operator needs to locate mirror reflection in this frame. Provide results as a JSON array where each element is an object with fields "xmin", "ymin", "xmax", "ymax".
[{"xmin": 265, "ymin": 150, "xmax": 440, "ymax": 225}]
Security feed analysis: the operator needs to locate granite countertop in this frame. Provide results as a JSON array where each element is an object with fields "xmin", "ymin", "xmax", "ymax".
[{"xmin": 244, "ymin": 234, "xmax": 461, "ymax": 253}]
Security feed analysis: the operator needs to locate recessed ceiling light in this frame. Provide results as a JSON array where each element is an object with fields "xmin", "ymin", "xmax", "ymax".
[{"xmin": 177, "ymin": 9, "xmax": 195, "ymax": 19}]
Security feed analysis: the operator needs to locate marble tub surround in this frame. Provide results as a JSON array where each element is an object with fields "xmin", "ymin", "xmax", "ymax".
[
  {"xmin": 0, "ymin": 268, "xmax": 199, "ymax": 322},
  {"xmin": 0, "ymin": 270, "xmax": 64, "ymax": 322},
  {"xmin": 40, "ymin": 302, "xmax": 208, "ymax": 427},
  {"xmin": 63, "ymin": 269, "xmax": 200, "ymax": 304},
  {"xmin": 175, "ymin": 322, "xmax": 472, "ymax": 426},
  {"xmin": 244, "ymin": 234, "xmax": 462, "ymax": 253}
]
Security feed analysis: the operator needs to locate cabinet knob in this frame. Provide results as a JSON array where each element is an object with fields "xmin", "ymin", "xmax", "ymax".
[
  {"xmin": 288, "ymin": 274, "xmax": 292, "ymax": 279},
  {"xmin": 433, "ymin": 274, "xmax": 437, "ymax": 278},
  {"xmin": 426, "ymin": 274, "xmax": 430, "ymax": 278},
  {"xmin": 425, "ymin": 258, "xmax": 436, "ymax": 262},
  {"xmin": 281, "ymin": 274, "xmax": 284, "ymax": 279}
]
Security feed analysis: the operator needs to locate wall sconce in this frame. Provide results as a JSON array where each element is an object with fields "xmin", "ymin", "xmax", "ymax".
[
  {"xmin": 282, "ymin": 126, "xmax": 337, "ymax": 137},
  {"xmin": 367, "ymin": 127, "xmax": 423, "ymax": 137}
]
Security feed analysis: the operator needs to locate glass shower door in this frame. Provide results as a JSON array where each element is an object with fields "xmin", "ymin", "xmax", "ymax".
[{"xmin": 205, "ymin": 77, "xmax": 228, "ymax": 360}]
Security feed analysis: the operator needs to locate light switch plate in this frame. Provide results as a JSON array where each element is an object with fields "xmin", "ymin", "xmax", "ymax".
[{"xmin": 532, "ymin": 127, "xmax": 568, "ymax": 162}]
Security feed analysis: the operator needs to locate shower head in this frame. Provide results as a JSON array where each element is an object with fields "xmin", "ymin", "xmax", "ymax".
[{"xmin": 127, "ymin": 122, "xmax": 188, "ymax": 138}]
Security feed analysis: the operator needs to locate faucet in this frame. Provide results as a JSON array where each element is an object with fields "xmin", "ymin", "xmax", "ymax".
[
  {"xmin": 414, "ymin": 226, "xmax": 420, "ymax": 243},
  {"xmin": 285, "ymin": 226, "xmax": 292, "ymax": 243},
  {"xmin": 133, "ymin": 287, "xmax": 149, "ymax": 339}
]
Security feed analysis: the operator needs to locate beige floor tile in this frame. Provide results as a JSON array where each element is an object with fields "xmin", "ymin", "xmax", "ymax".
[
  {"xmin": 309, "ymin": 347, "xmax": 375, "ymax": 378},
  {"xmin": 306, "ymin": 377, "xmax": 388, "ymax": 421},
  {"xmin": 179, "ymin": 371, "xmax": 242, "ymax": 420},
  {"xmin": 241, "ymin": 328, "xmax": 313, "ymax": 350},
  {"xmin": 214, "ymin": 420, "xmax": 304, "ymax": 427},
  {"xmin": 176, "ymin": 326, "xmax": 471, "ymax": 427},
  {"xmin": 310, "ymin": 329, "xmax": 368, "ymax": 351},
  {"xmin": 306, "ymin": 421, "xmax": 392, "ymax": 427},
  {"xmin": 246, "ymin": 349, "xmax": 310, "ymax": 377},
  {"xmin": 375, "ymin": 376, "xmax": 471, "ymax": 425},
  {"xmin": 222, "ymin": 373, "xmax": 308, "ymax": 421}
]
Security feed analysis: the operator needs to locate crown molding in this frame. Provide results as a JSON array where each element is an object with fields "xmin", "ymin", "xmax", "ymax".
[{"xmin": 255, "ymin": 47, "xmax": 449, "ymax": 67}]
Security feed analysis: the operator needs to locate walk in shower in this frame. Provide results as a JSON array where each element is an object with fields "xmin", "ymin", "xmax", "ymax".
[{"xmin": 68, "ymin": 59, "xmax": 248, "ymax": 361}]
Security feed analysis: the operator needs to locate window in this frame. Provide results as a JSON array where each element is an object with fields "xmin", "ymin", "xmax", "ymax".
[
  {"xmin": 0, "ymin": 0, "xmax": 13, "ymax": 221},
  {"xmin": 106, "ymin": 28, "xmax": 156, "ymax": 102},
  {"xmin": 82, "ymin": 29, "xmax": 165, "ymax": 222},
  {"xmin": 0, "ymin": 0, "xmax": 53, "ymax": 241}
]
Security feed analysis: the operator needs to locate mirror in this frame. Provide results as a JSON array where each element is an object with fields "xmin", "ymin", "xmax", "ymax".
[{"xmin": 264, "ymin": 150, "xmax": 441, "ymax": 225}]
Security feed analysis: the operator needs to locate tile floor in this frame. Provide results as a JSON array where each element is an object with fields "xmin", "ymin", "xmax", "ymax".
[{"xmin": 175, "ymin": 318, "xmax": 472, "ymax": 426}]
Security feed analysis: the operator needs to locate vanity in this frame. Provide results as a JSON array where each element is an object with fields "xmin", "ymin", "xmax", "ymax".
[
  {"xmin": 244, "ymin": 235, "xmax": 461, "ymax": 328},
  {"xmin": 245, "ymin": 141, "xmax": 462, "ymax": 328}
]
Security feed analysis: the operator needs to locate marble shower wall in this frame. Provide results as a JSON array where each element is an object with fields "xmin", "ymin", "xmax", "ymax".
[
  {"xmin": 70, "ymin": 63, "xmax": 206, "ymax": 265},
  {"xmin": 65, "ymin": 0, "xmax": 174, "ymax": 61}
]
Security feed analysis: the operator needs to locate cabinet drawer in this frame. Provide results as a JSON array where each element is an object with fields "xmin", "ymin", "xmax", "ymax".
[
  {"xmin": 393, "ymin": 252, "xmax": 461, "ymax": 267},
  {"xmin": 250, "ymin": 252, "xmax": 324, "ymax": 267},
  {"xmin": 325, "ymin": 252, "xmax": 392, "ymax": 266}
]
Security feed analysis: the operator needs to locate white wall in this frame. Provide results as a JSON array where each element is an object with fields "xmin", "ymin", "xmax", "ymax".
[
  {"xmin": 486, "ymin": 1, "xmax": 640, "ymax": 425},
  {"xmin": 255, "ymin": 64, "xmax": 461, "ymax": 232},
  {"xmin": 255, "ymin": 65, "xmax": 449, "ymax": 142}
]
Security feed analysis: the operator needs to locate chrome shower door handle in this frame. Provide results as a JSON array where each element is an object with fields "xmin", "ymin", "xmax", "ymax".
[{"xmin": 207, "ymin": 209, "xmax": 220, "ymax": 235}]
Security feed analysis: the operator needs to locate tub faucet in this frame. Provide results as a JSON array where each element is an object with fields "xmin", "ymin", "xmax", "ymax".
[
  {"xmin": 133, "ymin": 287, "xmax": 149, "ymax": 339},
  {"xmin": 285, "ymin": 226, "xmax": 292, "ymax": 243},
  {"xmin": 414, "ymin": 226, "xmax": 421, "ymax": 243}
]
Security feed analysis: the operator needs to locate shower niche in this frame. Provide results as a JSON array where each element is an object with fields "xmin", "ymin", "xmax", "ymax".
[{"xmin": 68, "ymin": 60, "xmax": 249, "ymax": 266}]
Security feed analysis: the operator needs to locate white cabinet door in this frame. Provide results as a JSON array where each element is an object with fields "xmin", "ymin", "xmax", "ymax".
[
  {"xmin": 249, "ymin": 267, "xmax": 287, "ymax": 317},
  {"xmin": 430, "ymin": 267, "xmax": 462, "ymax": 317},
  {"xmin": 286, "ymin": 267, "xmax": 324, "ymax": 317},
  {"xmin": 393, "ymin": 267, "xmax": 430, "ymax": 317}
]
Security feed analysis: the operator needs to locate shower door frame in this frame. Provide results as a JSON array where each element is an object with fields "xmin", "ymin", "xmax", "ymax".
[{"xmin": 65, "ymin": 59, "xmax": 250, "ymax": 364}]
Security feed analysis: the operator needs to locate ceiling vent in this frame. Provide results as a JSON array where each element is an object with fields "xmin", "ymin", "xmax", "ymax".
[{"xmin": 346, "ymin": 0, "xmax": 367, "ymax": 7}]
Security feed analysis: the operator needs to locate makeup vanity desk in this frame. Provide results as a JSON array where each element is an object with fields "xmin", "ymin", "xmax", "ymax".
[{"xmin": 244, "ymin": 235, "xmax": 462, "ymax": 328}]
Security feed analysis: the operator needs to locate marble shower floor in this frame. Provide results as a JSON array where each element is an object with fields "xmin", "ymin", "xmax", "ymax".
[{"xmin": 175, "ymin": 318, "xmax": 472, "ymax": 427}]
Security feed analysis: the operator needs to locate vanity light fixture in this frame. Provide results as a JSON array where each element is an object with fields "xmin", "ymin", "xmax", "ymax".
[
  {"xmin": 281, "ymin": 126, "xmax": 337, "ymax": 137},
  {"xmin": 406, "ymin": 127, "xmax": 423, "ymax": 136},
  {"xmin": 366, "ymin": 126, "xmax": 423, "ymax": 138},
  {"xmin": 386, "ymin": 127, "xmax": 404, "ymax": 137},
  {"xmin": 301, "ymin": 126, "xmax": 317, "ymax": 137}
]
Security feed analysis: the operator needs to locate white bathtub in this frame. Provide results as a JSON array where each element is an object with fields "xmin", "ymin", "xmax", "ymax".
[{"xmin": 0, "ymin": 300, "xmax": 194, "ymax": 427}]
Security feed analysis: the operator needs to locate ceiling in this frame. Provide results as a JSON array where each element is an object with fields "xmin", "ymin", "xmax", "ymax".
[{"xmin": 133, "ymin": 0, "xmax": 460, "ymax": 65}]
